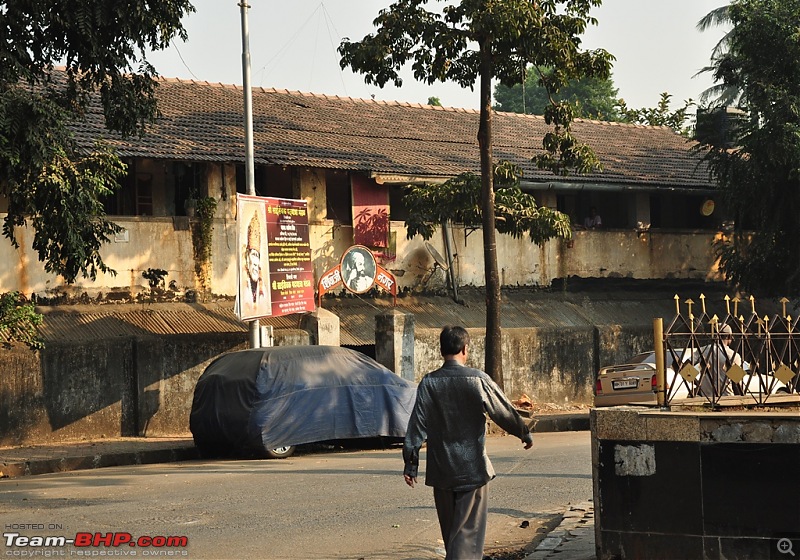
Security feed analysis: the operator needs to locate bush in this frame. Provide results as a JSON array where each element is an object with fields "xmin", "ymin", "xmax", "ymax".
[{"xmin": 0, "ymin": 292, "xmax": 44, "ymax": 349}]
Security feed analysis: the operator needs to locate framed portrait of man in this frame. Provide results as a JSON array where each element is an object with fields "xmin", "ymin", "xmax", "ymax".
[
  {"xmin": 237, "ymin": 196, "xmax": 272, "ymax": 320},
  {"xmin": 341, "ymin": 245, "xmax": 376, "ymax": 294}
]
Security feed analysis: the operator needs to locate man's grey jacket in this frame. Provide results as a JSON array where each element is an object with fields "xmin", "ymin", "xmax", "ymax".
[{"xmin": 403, "ymin": 359, "xmax": 533, "ymax": 492}]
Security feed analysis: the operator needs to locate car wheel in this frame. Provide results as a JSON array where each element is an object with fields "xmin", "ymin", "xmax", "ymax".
[{"xmin": 265, "ymin": 445, "xmax": 295, "ymax": 459}]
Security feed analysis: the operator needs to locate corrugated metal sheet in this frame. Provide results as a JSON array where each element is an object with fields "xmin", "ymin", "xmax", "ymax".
[
  {"xmin": 32, "ymin": 289, "xmax": 713, "ymax": 346},
  {"xmin": 37, "ymin": 303, "xmax": 303, "ymax": 343},
  {"xmin": 40, "ymin": 312, "xmax": 143, "ymax": 341}
]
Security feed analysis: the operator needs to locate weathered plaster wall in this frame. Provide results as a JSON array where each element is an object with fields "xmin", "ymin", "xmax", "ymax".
[
  {"xmin": 0, "ymin": 330, "xmax": 309, "ymax": 446},
  {"xmin": 0, "ymin": 320, "xmax": 648, "ymax": 445},
  {"xmin": 413, "ymin": 325, "xmax": 653, "ymax": 405},
  {"xmin": 0, "ymin": 215, "xmax": 723, "ymax": 301}
]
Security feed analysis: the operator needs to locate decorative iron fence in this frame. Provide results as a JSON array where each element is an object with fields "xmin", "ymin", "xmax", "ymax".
[{"xmin": 661, "ymin": 294, "xmax": 799, "ymax": 406}]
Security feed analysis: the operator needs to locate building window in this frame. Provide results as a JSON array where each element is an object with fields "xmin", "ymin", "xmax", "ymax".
[
  {"xmin": 174, "ymin": 162, "xmax": 204, "ymax": 216},
  {"xmin": 388, "ymin": 185, "xmax": 411, "ymax": 222},
  {"xmin": 235, "ymin": 165, "xmax": 294, "ymax": 198}
]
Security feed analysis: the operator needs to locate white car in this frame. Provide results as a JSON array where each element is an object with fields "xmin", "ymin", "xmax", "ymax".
[
  {"xmin": 593, "ymin": 349, "xmax": 788, "ymax": 407},
  {"xmin": 594, "ymin": 351, "xmax": 688, "ymax": 407}
]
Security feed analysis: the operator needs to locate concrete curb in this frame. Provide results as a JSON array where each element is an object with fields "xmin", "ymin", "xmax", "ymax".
[
  {"xmin": 528, "ymin": 412, "xmax": 590, "ymax": 433},
  {"xmin": 524, "ymin": 501, "xmax": 596, "ymax": 560},
  {"xmin": 1, "ymin": 444, "xmax": 200, "ymax": 479}
]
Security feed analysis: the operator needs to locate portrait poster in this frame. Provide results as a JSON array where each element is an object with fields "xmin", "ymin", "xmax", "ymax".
[
  {"xmin": 236, "ymin": 194, "xmax": 315, "ymax": 320},
  {"xmin": 237, "ymin": 195, "xmax": 271, "ymax": 321}
]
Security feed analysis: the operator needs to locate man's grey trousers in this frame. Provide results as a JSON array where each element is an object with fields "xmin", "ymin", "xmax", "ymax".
[{"xmin": 433, "ymin": 484, "xmax": 488, "ymax": 560}]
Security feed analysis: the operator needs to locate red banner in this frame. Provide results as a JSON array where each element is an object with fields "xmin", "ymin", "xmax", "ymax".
[{"xmin": 351, "ymin": 174, "xmax": 389, "ymax": 248}]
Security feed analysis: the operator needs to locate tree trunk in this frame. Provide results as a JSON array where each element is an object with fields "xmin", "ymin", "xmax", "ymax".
[{"xmin": 478, "ymin": 40, "xmax": 503, "ymax": 390}]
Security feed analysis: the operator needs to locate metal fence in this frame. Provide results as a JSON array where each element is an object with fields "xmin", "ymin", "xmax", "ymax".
[{"xmin": 662, "ymin": 295, "xmax": 799, "ymax": 406}]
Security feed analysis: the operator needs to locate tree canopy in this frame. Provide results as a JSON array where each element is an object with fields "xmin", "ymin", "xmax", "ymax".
[
  {"xmin": 340, "ymin": 0, "xmax": 612, "ymax": 386},
  {"xmin": 698, "ymin": 0, "xmax": 800, "ymax": 295},
  {"xmin": 0, "ymin": 1, "xmax": 194, "ymax": 282},
  {"xmin": 494, "ymin": 65, "xmax": 619, "ymax": 120},
  {"xmin": 695, "ymin": 4, "xmax": 743, "ymax": 107},
  {"xmin": 617, "ymin": 92, "xmax": 695, "ymax": 136},
  {"xmin": 403, "ymin": 161, "xmax": 572, "ymax": 244}
]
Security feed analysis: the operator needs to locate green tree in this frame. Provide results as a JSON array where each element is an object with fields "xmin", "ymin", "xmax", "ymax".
[
  {"xmin": 698, "ymin": 0, "xmax": 800, "ymax": 295},
  {"xmin": 616, "ymin": 92, "xmax": 695, "ymax": 136},
  {"xmin": 403, "ymin": 161, "xmax": 572, "ymax": 243},
  {"xmin": 494, "ymin": 66, "xmax": 619, "ymax": 120},
  {"xmin": 339, "ymin": 0, "xmax": 612, "ymax": 387},
  {"xmin": 427, "ymin": 96, "xmax": 442, "ymax": 106},
  {"xmin": 0, "ymin": 1, "xmax": 194, "ymax": 283},
  {"xmin": 696, "ymin": 4, "xmax": 744, "ymax": 107}
]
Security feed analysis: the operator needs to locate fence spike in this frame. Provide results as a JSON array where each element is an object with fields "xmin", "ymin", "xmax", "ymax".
[
  {"xmin": 750, "ymin": 295, "xmax": 757, "ymax": 316},
  {"xmin": 674, "ymin": 294, "xmax": 680, "ymax": 315},
  {"xmin": 733, "ymin": 296, "xmax": 740, "ymax": 317},
  {"xmin": 700, "ymin": 293, "xmax": 706, "ymax": 314},
  {"xmin": 725, "ymin": 295, "xmax": 731, "ymax": 315},
  {"xmin": 685, "ymin": 299, "xmax": 694, "ymax": 319},
  {"xmin": 781, "ymin": 297, "xmax": 789, "ymax": 318}
]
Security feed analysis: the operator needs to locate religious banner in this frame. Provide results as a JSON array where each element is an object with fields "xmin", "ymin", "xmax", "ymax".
[
  {"xmin": 236, "ymin": 194, "xmax": 315, "ymax": 320},
  {"xmin": 264, "ymin": 196, "xmax": 316, "ymax": 317}
]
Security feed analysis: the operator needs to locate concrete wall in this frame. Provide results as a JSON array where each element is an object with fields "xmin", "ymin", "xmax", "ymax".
[
  {"xmin": 0, "ymin": 320, "xmax": 649, "ymax": 445},
  {"xmin": 0, "ymin": 329, "xmax": 309, "ymax": 446},
  {"xmin": 413, "ymin": 325, "xmax": 654, "ymax": 404},
  {"xmin": 592, "ymin": 407, "xmax": 800, "ymax": 559}
]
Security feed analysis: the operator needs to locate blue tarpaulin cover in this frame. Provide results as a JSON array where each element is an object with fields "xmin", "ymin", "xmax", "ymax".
[{"xmin": 190, "ymin": 345, "xmax": 417, "ymax": 453}]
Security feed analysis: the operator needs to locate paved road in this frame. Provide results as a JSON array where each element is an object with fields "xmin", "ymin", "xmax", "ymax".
[{"xmin": 1, "ymin": 431, "xmax": 592, "ymax": 559}]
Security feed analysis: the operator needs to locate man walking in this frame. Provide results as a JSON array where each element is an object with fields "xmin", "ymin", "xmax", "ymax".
[{"xmin": 403, "ymin": 326, "xmax": 533, "ymax": 560}]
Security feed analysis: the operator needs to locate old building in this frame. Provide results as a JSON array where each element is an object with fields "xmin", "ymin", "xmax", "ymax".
[{"xmin": 2, "ymin": 75, "xmax": 723, "ymax": 302}]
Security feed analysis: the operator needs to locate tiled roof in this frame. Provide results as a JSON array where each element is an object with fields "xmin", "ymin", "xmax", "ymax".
[{"xmin": 71, "ymin": 76, "xmax": 713, "ymax": 189}]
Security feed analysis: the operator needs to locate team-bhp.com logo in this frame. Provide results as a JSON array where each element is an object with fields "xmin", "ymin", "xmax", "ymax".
[{"xmin": 4, "ymin": 532, "xmax": 189, "ymax": 555}]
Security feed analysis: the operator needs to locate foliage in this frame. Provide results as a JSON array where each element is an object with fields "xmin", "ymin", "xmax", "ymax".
[
  {"xmin": 695, "ymin": 4, "xmax": 744, "ymax": 107},
  {"xmin": 616, "ymin": 92, "xmax": 695, "ymax": 136},
  {"xmin": 142, "ymin": 268, "xmax": 168, "ymax": 290},
  {"xmin": 404, "ymin": 162, "xmax": 572, "ymax": 245},
  {"xmin": 339, "ymin": 0, "xmax": 611, "ymax": 386},
  {"xmin": 191, "ymin": 196, "xmax": 217, "ymax": 294},
  {"xmin": 0, "ymin": 1, "xmax": 194, "ymax": 283},
  {"xmin": 193, "ymin": 196, "xmax": 217, "ymax": 263},
  {"xmin": 338, "ymin": 0, "xmax": 613, "ymax": 176},
  {"xmin": 427, "ymin": 96, "xmax": 442, "ymax": 106},
  {"xmin": 697, "ymin": 0, "xmax": 800, "ymax": 295},
  {"xmin": 0, "ymin": 291, "xmax": 43, "ymax": 349},
  {"xmin": 494, "ymin": 65, "xmax": 619, "ymax": 120}
]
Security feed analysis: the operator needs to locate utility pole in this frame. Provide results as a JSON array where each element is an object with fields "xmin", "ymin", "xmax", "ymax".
[{"xmin": 239, "ymin": 0, "xmax": 259, "ymax": 348}]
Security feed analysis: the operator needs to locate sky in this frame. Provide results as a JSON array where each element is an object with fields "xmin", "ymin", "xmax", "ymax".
[{"xmin": 145, "ymin": 0, "xmax": 726, "ymax": 112}]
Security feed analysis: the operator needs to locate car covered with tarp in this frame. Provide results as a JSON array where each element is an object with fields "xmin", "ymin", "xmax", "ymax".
[{"xmin": 190, "ymin": 345, "xmax": 418, "ymax": 458}]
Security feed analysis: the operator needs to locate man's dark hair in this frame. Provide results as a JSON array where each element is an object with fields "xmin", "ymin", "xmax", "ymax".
[{"xmin": 440, "ymin": 325, "xmax": 469, "ymax": 356}]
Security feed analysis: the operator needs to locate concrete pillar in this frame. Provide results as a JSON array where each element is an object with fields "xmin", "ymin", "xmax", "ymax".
[
  {"xmin": 633, "ymin": 193, "xmax": 651, "ymax": 229},
  {"xmin": 296, "ymin": 168, "xmax": 327, "ymax": 224},
  {"xmin": 375, "ymin": 309, "xmax": 415, "ymax": 381},
  {"xmin": 301, "ymin": 307, "xmax": 340, "ymax": 346}
]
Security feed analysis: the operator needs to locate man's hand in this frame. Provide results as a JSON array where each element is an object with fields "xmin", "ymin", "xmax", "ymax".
[{"xmin": 404, "ymin": 474, "xmax": 416, "ymax": 488}]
